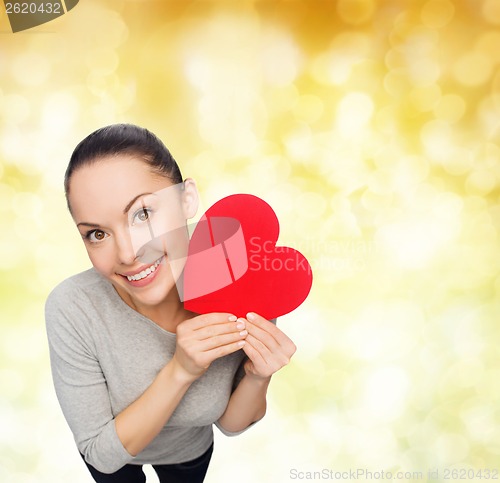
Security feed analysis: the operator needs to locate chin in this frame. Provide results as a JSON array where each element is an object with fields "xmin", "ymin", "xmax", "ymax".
[{"xmin": 135, "ymin": 285, "xmax": 180, "ymax": 307}]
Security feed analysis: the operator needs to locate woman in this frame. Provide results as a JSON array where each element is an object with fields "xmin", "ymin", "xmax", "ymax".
[{"xmin": 45, "ymin": 124, "xmax": 296, "ymax": 482}]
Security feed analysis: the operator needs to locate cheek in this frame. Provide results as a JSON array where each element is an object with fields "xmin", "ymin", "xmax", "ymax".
[
  {"xmin": 86, "ymin": 246, "xmax": 116, "ymax": 275},
  {"xmin": 129, "ymin": 226, "xmax": 154, "ymax": 255}
]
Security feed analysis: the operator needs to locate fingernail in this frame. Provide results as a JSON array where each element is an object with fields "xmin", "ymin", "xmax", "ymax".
[
  {"xmin": 236, "ymin": 321, "xmax": 246, "ymax": 330},
  {"xmin": 246, "ymin": 312, "xmax": 255, "ymax": 321},
  {"xmin": 238, "ymin": 340, "xmax": 246, "ymax": 347},
  {"xmin": 239, "ymin": 330, "xmax": 248, "ymax": 337},
  {"xmin": 228, "ymin": 315, "xmax": 237, "ymax": 322}
]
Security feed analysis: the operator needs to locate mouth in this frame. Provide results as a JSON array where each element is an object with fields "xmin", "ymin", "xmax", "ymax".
[{"xmin": 121, "ymin": 256, "xmax": 164, "ymax": 283}]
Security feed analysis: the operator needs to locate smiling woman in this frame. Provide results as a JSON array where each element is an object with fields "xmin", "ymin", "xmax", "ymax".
[
  {"xmin": 44, "ymin": 124, "xmax": 296, "ymax": 482},
  {"xmin": 67, "ymin": 154, "xmax": 191, "ymax": 314}
]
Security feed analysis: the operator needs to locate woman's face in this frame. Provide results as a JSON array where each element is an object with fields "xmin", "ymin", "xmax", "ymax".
[{"xmin": 68, "ymin": 155, "xmax": 198, "ymax": 310}]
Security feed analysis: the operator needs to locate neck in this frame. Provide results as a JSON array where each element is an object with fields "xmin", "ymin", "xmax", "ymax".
[{"xmin": 115, "ymin": 285, "xmax": 195, "ymax": 333}]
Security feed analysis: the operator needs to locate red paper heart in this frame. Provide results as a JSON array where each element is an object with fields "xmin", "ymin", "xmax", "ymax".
[{"xmin": 183, "ymin": 194, "xmax": 313, "ymax": 320}]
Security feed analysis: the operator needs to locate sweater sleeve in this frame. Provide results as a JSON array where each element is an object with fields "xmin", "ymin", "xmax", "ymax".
[{"xmin": 45, "ymin": 287, "xmax": 135, "ymax": 474}]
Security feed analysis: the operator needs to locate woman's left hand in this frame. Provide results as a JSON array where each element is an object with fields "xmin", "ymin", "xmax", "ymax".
[{"xmin": 241, "ymin": 312, "xmax": 296, "ymax": 380}]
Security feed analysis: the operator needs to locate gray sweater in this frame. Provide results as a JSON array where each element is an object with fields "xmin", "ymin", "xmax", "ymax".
[{"xmin": 45, "ymin": 268, "xmax": 253, "ymax": 474}]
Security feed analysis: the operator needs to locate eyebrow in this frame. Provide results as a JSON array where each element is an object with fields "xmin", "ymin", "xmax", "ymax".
[
  {"xmin": 76, "ymin": 222, "xmax": 102, "ymax": 229},
  {"xmin": 122, "ymin": 192, "xmax": 154, "ymax": 214},
  {"xmin": 76, "ymin": 192, "xmax": 155, "ymax": 229}
]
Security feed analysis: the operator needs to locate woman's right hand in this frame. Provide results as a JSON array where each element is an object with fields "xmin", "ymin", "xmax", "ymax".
[{"xmin": 171, "ymin": 313, "xmax": 247, "ymax": 383}]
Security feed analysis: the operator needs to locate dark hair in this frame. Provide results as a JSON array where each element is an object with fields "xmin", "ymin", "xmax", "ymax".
[{"xmin": 65, "ymin": 123, "xmax": 183, "ymax": 208}]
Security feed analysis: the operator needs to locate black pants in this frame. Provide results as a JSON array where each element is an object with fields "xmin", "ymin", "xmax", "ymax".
[{"xmin": 80, "ymin": 443, "xmax": 213, "ymax": 483}]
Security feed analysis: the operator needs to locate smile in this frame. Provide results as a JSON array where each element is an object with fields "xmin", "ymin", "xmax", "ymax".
[{"xmin": 125, "ymin": 257, "xmax": 163, "ymax": 281}]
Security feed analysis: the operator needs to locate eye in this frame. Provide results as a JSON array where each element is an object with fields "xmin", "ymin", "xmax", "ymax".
[
  {"xmin": 132, "ymin": 207, "xmax": 153, "ymax": 225},
  {"xmin": 86, "ymin": 229, "xmax": 109, "ymax": 243}
]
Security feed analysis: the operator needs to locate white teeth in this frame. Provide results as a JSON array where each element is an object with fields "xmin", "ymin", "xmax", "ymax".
[{"xmin": 126, "ymin": 257, "xmax": 162, "ymax": 282}]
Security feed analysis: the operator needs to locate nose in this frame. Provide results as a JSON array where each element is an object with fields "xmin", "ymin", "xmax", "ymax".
[{"xmin": 115, "ymin": 232, "xmax": 137, "ymax": 266}]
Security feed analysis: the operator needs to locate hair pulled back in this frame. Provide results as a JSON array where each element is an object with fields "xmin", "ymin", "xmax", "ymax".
[{"xmin": 65, "ymin": 123, "xmax": 183, "ymax": 208}]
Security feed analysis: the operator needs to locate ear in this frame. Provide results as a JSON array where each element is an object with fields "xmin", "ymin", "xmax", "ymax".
[{"xmin": 181, "ymin": 178, "xmax": 199, "ymax": 219}]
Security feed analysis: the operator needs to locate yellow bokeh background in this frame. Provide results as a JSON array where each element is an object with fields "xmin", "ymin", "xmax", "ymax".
[{"xmin": 1, "ymin": 0, "xmax": 500, "ymax": 482}]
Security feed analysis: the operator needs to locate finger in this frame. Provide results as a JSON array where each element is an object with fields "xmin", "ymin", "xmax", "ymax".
[
  {"xmin": 247, "ymin": 312, "xmax": 295, "ymax": 350},
  {"xmin": 245, "ymin": 332, "xmax": 295, "ymax": 374},
  {"xmin": 203, "ymin": 339, "xmax": 246, "ymax": 363},
  {"xmin": 188, "ymin": 313, "xmax": 237, "ymax": 330},
  {"xmin": 195, "ymin": 319, "xmax": 246, "ymax": 341},
  {"xmin": 244, "ymin": 332, "xmax": 273, "ymax": 362},
  {"xmin": 246, "ymin": 312, "xmax": 288, "ymax": 343},
  {"xmin": 197, "ymin": 328, "xmax": 248, "ymax": 352},
  {"xmin": 245, "ymin": 321, "xmax": 281, "ymax": 353},
  {"xmin": 242, "ymin": 336, "xmax": 267, "ymax": 367}
]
